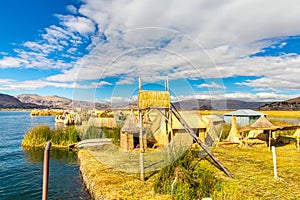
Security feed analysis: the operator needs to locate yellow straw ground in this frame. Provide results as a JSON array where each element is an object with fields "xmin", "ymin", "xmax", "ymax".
[{"xmin": 78, "ymin": 149, "xmax": 171, "ymax": 200}]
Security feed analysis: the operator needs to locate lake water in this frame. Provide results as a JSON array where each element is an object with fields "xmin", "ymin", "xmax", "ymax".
[{"xmin": 0, "ymin": 111, "xmax": 90, "ymax": 200}]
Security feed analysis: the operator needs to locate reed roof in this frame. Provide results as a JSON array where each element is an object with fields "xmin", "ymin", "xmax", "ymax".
[{"xmin": 121, "ymin": 112, "xmax": 140, "ymax": 134}]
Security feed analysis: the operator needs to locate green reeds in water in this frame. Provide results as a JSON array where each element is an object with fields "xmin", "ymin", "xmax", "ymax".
[{"xmin": 22, "ymin": 124, "xmax": 80, "ymax": 148}]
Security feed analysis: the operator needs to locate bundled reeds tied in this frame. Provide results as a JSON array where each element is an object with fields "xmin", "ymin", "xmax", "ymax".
[{"xmin": 138, "ymin": 90, "xmax": 170, "ymax": 108}]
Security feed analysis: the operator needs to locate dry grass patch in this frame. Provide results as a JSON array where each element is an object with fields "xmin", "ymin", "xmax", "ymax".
[
  {"xmin": 259, "ymin": 110, "xmax": 300, "ymax": 119},
  {"xmin": 212, "ymin": 144, "xmax": 300, "ymax": 199},
  {"xmin": 78, "ymin": 150, "xmax": 171, "ymax": 200},
  {"xmin": 78, "ymin": 143, "xmax": 300, "ymax": 199}
]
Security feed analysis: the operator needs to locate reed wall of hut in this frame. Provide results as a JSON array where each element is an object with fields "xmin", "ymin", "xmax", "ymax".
[
  {"xmin": 120, "ymin": 112, "xmax": 147, "ymax": 151},
  {"xmin": 88, "ymin": 117, "xmax": 118, "ymax": 128},
  {"xmin": 138, "ymin": 90, "xmax": 170, "ymax": 108},
  {"xmin": 120, "ymin": 132, "xmax": 134, "ymax": 151}
]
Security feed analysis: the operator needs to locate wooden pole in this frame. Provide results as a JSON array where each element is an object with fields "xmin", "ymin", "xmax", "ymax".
[
  {"xmin": 139, "ymin": 77, "xmax": 142, "ymax": 90},
  {"xmin": 268, "ymin": 130, "xmax": 272, "ymax": 151},
  {"xmin": 169, "ymin": 107, "xmax": 174, "ymax": 143},
  {"xmin": 272, "ymin": 146, "xmax": 278, "ymax": 179},
  {"xmin": 297, "ymin": 131, "xmax": 299, "ymax": 150},
  {"xmin": 42, "ymin": 142, "xmax": 51, "ymax": 200},
  {"xmin": 170, "ymin": 103, "xmax": 232, "ymax": 178},
  {"xmin": 139, "ymin": 109, "xmax": 145, "ymax": 181}
]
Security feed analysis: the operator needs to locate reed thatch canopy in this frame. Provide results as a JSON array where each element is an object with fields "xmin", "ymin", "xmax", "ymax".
[
  {"xmin": 121, "ymin": 112, "xmax": 141, "ymax": 135},
  {"xmin": 239, "ymin": 115, "xmax": 278, "ymax": 133}
]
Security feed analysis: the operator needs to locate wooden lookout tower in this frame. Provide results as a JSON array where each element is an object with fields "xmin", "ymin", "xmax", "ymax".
[{"xmin": 136, "ymin": 78, "xmax": 232, "ymax": 181}]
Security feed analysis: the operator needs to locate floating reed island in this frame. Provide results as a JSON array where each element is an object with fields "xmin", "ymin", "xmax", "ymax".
[
  {"xmin": 22, "ymin": 124, "xmax": 80, "ymax": 148},
  {"xmin": 30, "ymin": 109, "xmax": 64, "ymax": 116}
]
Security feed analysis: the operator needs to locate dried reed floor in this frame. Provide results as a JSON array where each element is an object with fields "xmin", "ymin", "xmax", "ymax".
[
  {"xmin": 212, "ymin": 144, "xmax": 300, "ymax": 199},
  {"xmin": 79, "ymin": 144, "xmax": 300, "ymax": 199}
]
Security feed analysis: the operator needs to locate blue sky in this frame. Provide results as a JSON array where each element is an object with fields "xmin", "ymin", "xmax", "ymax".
[{"xmin": 1, "ymin": 0, "xmax": 300, "ymax": 104}]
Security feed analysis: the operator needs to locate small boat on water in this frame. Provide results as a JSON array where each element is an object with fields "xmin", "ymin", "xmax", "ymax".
[
  {"xmin": 55, "ymin": 112, "xmax": 82, "ymax": 125},
  {"xmin": 55, "ymin": 114, "xmax": 66, "ymax": 123}
]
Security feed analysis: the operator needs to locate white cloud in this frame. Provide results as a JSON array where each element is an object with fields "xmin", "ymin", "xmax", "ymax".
[
  {"xmin": 1, "ymin": 0, "xmax": 300, "ymax": 100},
  {"xmin": 48, "ymin": 0, "xmax": 298, "ymax": 91},
  {"xmin": 196, "ymin": 82, "xmax": 225, "ymax": 89},
  {"xmin": 66, "ymin": 5, "xmax": 78, "ymax": 14},
  {"xmin": 173, "ymin": 92, "xmax": 296, "ymax": 102},
  {"xmin": 97, "ymin": 96, "xmax": 131, "ymax": 104},
  {"xmin": 0, "ymin": 57, "xmax": 27, "ymax": 68},
  {"xmin": 56, "ymin": 15, "xmax": 96, "ymax": 36},
  {"xmin": 0, "ymin": 78, "xmax": 112, "ymax": 91}
]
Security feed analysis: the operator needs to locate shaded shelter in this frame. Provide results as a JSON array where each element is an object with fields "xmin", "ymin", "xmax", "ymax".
[
  {"xmin": 120, "ymin": 112, "xmax": 146, "ymax": 151},
  {"xmin": 239, "ymin": 115, "xmax": 278, "ymax": 146},
  {"xmin": 240, "ymin": 115, "xmax": 300, "ymax": 147}
]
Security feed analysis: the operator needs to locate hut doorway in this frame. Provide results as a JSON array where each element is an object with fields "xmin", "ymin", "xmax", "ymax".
[{"xmin": 133, "ymin": 136, "xmax": 139, "ymax": 148}]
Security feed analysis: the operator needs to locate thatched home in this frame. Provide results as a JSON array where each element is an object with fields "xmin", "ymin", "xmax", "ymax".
[
  {"xmin": 238, "ymin": 115, "xmax": 278, "ymax": 146},
  {"xmin": 246, "ymin": 115, "xmax": 278, "ymax": 140},
  {"xmin": 150, "ymin": 110, "xmax": 223, "ymax": 147},
  {"xmin": 88, "ymin": 117, "xmax": 118, "ymax": 128},
  {"xmin": 120, "ymin": 112, "xmax": 146, "ymax": 151},
  {"xmin": 172, "ymin": 111, "xmax": 208, "ymax": 145}
]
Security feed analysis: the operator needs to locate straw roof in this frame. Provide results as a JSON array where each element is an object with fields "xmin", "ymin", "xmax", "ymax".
[
  {"xmin": 121, "ymin": 112, "xmax": 140, "ymax": 134},
  {"xmin": 138, "ymin": 90, "xmax": 170, "ymax": 108},
  {"xmin": 239, "ymin": 115, "xmax": 278, "ymax": 133},
  {"xmin": 172, "ymin": 111, "xmax": 207, "ymax": 129},
  {"xmin": 250, "ymin": 115, "xmax": 277, "ymax": 130},
  {"xmin": 88, "ymin": 117, "xmax": 118, "ymax": 128}
]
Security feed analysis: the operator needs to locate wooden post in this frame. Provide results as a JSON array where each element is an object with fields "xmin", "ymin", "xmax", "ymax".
[
  {"xmin": 139, "ymin": 77, "xmax": 142, "ymax": 90},
  {"xmin": 169, "ymin": 107, "xmax": 174, "ymax": 142},
  {"xmin": 272, "ymin": 146, "xmax": 278, "ymax": 179},
  {"xmin": 42, "ymin": 142, "xmax": 51, "ymax": 200},
  {"xmin": 139, "ymin": 109, "xmax": 145, "ymax": 181},
  {"xmin": 297, "ymin": 132, "xmax": 299, "ymax": 150},
  {"xmin": 166, "ymin": 77, "xmax": 169, "ymax": 91},
  {"xmin": 268, "ymin": 130, "xmax": 272, "ymax": 151}
]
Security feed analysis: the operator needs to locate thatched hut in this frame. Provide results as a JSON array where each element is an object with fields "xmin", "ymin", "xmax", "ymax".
[
  {"xmin": 171, "ymin": 111, "xmax": 208, "ymax": 146},
  {"xmin": 88, "ymin": 117, "xmax": 118, "ymax": 128},
  {"xmin": 225, "ymin": 115, "xmax": 242, "ymax": 144},
  {"xmin": 238, "ymin": 115, "xmax": 278, "ymax": 145},
  {"xmin": 150, "ymin": 111, "xmax": 219, "ymax": 147},
  {"xmin": 120, "ymin": 112, "xmax": 146, "ymax": 151}
]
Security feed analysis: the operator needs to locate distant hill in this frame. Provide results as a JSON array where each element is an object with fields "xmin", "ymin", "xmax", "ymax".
[
  {"xmin": 16, "ymin": 94, "xmax": 109, "ymax": 110},
  {"xmin": 259, "ymin": 96, "xmax": 300, "ymax": 110},
  {"xmin": 16, "ymin": 94, "xmax": 73, "ymax": 109},
  {"xmin": 8, "ymin": 92, "xmax": 300, "ymax": 110},
  {"xmin": 0, "ymin": 93, "xmax": 40, "ymax": 109},
  {"xmin": 172, "ymin": 99, "xmax": 267, "ymax": 110}
]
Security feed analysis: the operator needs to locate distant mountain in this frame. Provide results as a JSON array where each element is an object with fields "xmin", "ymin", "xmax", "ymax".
[
  {"xmin": 172, "ymin": 99, "xmax": 267, "ymax": 110},
  {"xmin": 16, "ymin": 94, "xmax": 73, "ymax": 109},
  {"xmin": 172, "ymin": 99, "xmax": 212, "ymax": 110},
  {"xmin": 212, "ymin": 99, "xmax": 267, "ymax": 110},
  {"xmin": 16, "ymin": 94, "xmax": 109, "ymax": 110},
  {"xmin": 11, "ymin": 92, "xmax": 300, "ymax": 110},
  {"xmin": 0, "ymin": 93, "xmax": 40, "ymax": 109},
  {"xmin": 259, "ymin": 96, "xmax": 300, "ymax": 110}
]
